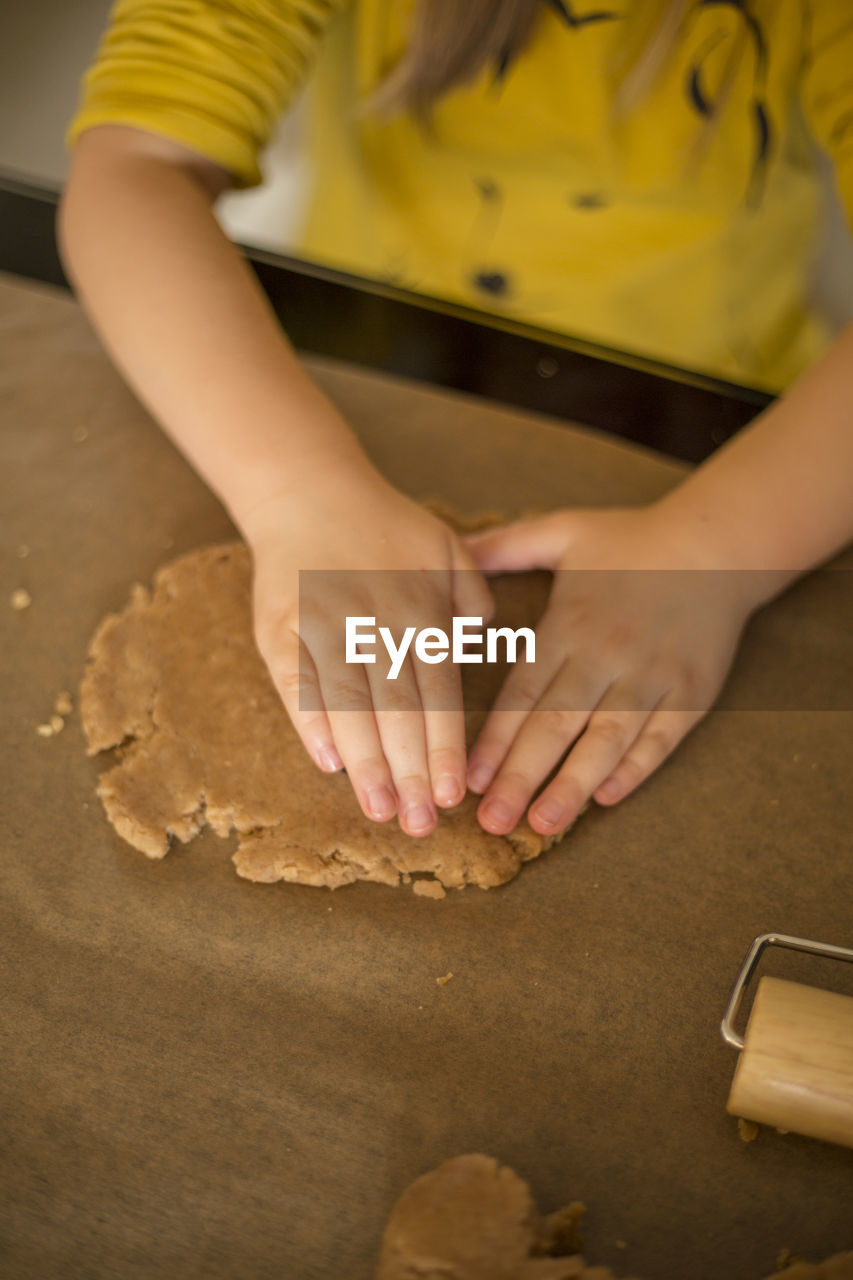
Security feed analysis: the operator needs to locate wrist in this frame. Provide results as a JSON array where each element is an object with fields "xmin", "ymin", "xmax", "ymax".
[
  {"xmin": 233, "ymin": 443, "xmax": 382, "ymax": 546},
  {"xmin": 645, "ymin": 493, "xmax": 792, "ymax": 615}
]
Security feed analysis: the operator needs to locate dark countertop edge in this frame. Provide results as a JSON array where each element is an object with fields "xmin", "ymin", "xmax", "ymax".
[{"xmin": 0, "ymin": 169, "xmax": 772, "ymax": 464}]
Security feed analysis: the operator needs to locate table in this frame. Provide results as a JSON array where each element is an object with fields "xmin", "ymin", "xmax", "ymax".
[{"xmin": 2, "ymin": 272, "xmax": 851, "ymax": 1280}]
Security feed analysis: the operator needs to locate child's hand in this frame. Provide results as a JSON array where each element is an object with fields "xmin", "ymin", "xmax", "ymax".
[
  {"xmin": 464, "ymin": 506, "xmax": 762, "ymax": 837},
  {"xmin": 242, "ymin": 459, "xmax": 492, "ymax": 837}
]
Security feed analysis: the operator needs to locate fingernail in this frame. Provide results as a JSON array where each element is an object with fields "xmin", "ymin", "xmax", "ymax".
[
  {"xmin": 435, "ymin": 774, "xmax": 463, "ymax": 807},
  {"xmin": 480, "ymin": 798, "xmax": 514, "ymax": 832},
  {"xmin": 316, "ymin": 745, "xmax": 344, "ymax": 772},
  {"xmin": 467, "ymin": 761, "xmax": 495, "ymax": 793},
  {"xmin": 365, "ymin": 786, "xmax": 396, "ymax": 820},
  {"xmin": 403, "ymin": 802, "xmax": 435, "ymax": 835},
  {"xmin": 597, "ymin": 778, "xmax": 621, "ymax": 802},
  {"xmin": 531, "ymin": 799, "xmax": 566, "ymax": 830}
]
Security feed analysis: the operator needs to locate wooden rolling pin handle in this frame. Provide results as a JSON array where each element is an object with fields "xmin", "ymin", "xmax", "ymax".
[{"xmin": 727, "ymin": 975, "xmax": 853, "ymax": 1148}]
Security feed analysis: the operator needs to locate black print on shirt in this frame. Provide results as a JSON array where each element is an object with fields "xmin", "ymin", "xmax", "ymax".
[
  {"xmin": 686, "ymin": 0, "xmax": 772, "ymax": 207},
  {"xmin": 495, "ymin": 0, "xmax": 623, "ymax": 83}
]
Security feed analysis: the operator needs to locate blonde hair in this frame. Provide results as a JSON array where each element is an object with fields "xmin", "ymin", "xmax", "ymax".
[
  {"xmin": 370, "ymin": 0, "xmax": 541, "ymax": 118},
  {"xmin": 373, "ymin": 0, "xmax": 747, "ymax": 138}
]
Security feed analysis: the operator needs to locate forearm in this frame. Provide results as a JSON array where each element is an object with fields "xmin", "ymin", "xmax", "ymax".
[
  {"xmin": 58, "ymin": 127, "xmax": 369, "ymax": 532},
  {"xmin": 655, "ymin": 322, "xmax": 853, "ymax": 588}
]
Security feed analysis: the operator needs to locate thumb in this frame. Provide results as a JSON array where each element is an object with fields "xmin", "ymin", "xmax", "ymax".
[
  {"xmin": 450, "ymin": 539, "xmax": 496, "ymax": 622},
  {"xmin": 464, "ymin": 512, "xmax": 571, "ymax": 573}
]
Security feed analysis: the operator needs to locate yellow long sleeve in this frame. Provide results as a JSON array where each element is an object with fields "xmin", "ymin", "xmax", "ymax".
[{"xmin": 68, "ymin": 0, "xmax": 346, "ymax": 186}]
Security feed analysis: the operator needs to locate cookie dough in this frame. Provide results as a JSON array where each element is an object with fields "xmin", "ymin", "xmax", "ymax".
[
  {"xmin": 374, "ymin": 1154, "xmax": 620, "ymax": 1280},
  {"xmin": 375, "ymin": 1155, "xmax": 853, "ymax": 1280},
  {"xmin": 80, "ymin": 544, "xmax": 567, "ymax": 893}
]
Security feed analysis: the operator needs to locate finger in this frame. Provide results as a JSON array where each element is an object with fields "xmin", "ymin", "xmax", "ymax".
[
  {"xmin": 300, "ymin": 594, "xmax": 406, "ymax": 824},
  {"xmin": 526, "ymin": 699, "xmax": 655, "ymax": 836},
  {"xmin": 257, "ymin": 624, "xmax": 343, "ymax": 775},
  {"xmin": 475, "ymin": 664, "xmax": 610, "ymax": 835},
  {"xmin": 450, "ymin": 538, "xmax": 495, "ymax": 623},
  {"xmin": 371, "ymin": 680, "xmax": 435, "ymax": 839},
  {"xmin": 314, "ymin": 654, "xmax": 399, "ymax": 823},
  {"xmin": 592, "ymin": 707, "xmax": 703, "ymax": 806},
  {"xmin": 369, "ymin": 660, "xmax": 437, "ymax": 837},
  {"xmin": 465, "ymin": 618, "xmax": 571, "ymax": 794},
  {"xmin": 464, "ymin": 512, "xmax": 570, "ymax": 573},
  {"xmin": 415, "ymin": 645, "xmax": 467, "ymax": 809}
]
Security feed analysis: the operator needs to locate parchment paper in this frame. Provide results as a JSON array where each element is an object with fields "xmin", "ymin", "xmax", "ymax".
[{"xmin": 2, "ymin": 273, "xmax": 852, "ymax": 1280}]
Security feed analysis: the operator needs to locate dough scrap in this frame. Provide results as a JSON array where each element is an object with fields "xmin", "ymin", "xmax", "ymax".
[
  {"xmin": 737, "ymin": 1117, "xmax": 759, "ymax": 1143},
  {"xmin": 80, "ymin": 543, "xmax": 567, "ymax": 893},
  {"xmin": 778, "ymin": 1261, "xmax": 853, "ymax": 1280},
  {"xmin": 374, "ymin": 1154, "xmax": 616, "ymax": 1280},
  {"xmin": 375, "ymin": 1155, "xmax": 853, "ymax": 1280},
  {"xmin": 413, "ymin": 880, "xmax": 447, "ymax": 900}
]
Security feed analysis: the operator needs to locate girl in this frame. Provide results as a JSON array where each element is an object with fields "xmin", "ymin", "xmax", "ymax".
[{"xmin": 60, "ymin": 0, "xmax": 853, "ymax": 841}]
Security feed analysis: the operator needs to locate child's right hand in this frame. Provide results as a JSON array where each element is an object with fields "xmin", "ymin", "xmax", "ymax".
[
  {"xmin": 59, "ymin": 129, "xmax": 490, "ymax": 836},
  {"xmin": 241, "ymin": 456, "xmax": 493, "ymax": 837}
]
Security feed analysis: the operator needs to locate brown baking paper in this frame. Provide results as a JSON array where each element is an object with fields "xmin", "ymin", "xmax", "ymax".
[{"xmin": 2, "ymin": 273, "xmax": 852, "ymax": 1280}]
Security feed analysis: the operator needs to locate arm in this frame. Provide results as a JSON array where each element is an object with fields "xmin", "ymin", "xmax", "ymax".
[
  {"xmin": 465, "ymin": 326, "xmax": 853, "ymax": 835},
  {"xmin": 58, "ymin": 125, "xmax": 366, "ymax": 521},
  {"xmin": 60, "ymin": 125, "xmax": 490, "ymax": 835},
  {"xmin": 656, "ymin": 320, "xmax": 853, "ymax": 581}
]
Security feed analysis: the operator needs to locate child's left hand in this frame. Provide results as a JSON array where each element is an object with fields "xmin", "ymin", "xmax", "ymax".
[{"xmin": 464, "ymin": 505, "xmax": 764, "ymax": 836}]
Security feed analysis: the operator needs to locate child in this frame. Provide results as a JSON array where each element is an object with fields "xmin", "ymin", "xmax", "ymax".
[{"xmin": 59, "ymin": 0, "xmax": 853, "ymax": 841}]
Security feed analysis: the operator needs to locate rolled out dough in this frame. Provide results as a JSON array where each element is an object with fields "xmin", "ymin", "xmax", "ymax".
[
  {"xmin": 80, "ymin": 544, "xmax": 567, "ymax": 892},
  {"xmin": 375, "ymin": 1155, "xmax": 853, "ymax": 1280}
]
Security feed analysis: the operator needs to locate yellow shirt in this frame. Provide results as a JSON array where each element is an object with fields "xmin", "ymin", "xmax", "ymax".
[{"xmin": 68, "ymin": 0, "xmax": 853, "ymax": 391}]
